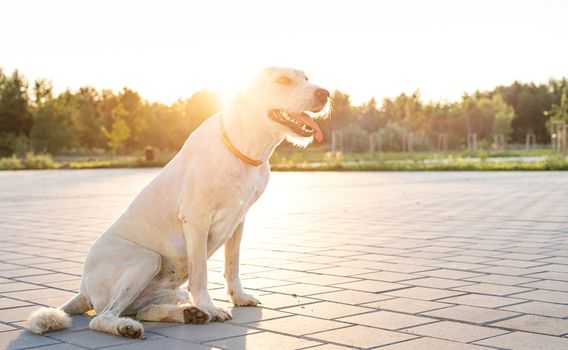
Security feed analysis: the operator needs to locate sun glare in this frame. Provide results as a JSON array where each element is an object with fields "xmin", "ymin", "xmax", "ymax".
[{"xmin": 1, "ymin": 0, "xmax": 567, "ymax": 105}]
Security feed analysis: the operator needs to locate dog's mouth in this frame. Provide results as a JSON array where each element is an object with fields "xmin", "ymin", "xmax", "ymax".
[{"xmin": 268, "ymin": 110, "xmax": 323, "ymax": 142}]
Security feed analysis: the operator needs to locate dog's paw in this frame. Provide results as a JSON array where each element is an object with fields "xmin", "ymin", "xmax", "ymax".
[
  {"xmin": 183, "ymin": 306, "xmax": 210, "ymax": 324},
  {"xmin": 230, "ymin": 291, "xmax": 261, "ymax": 307},
  {"xmin": 208, "ymin": 306, "xmax": 232, "ymax": 322},
  {"xmin": 117, "ymin": 318, "xmax": 145, "ymax": 339}
]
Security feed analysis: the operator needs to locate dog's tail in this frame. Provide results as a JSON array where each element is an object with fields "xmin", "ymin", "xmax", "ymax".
[{"xmin": 26, "ymin": 293, "xmax": 91, "ymax": 335}]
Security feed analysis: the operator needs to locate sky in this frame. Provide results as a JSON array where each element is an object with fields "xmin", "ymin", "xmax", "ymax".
[{"xmin": 1, "ymin": 0, "xmax": 567, "ymax": 105}]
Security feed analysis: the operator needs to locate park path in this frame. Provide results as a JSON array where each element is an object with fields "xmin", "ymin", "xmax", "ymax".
[{"xmin": 1, "ymin": 170, "xmax": 568, "ymax": 349}]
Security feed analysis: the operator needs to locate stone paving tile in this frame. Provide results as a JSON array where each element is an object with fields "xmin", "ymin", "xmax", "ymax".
[
  {"xmin": 525, "ymin": 271, "xmax": 568, "ymax": 282},
  {"xmin": 467, "ymin": 274, "xmax": 537, "ymax": 286},
  {"xmin": 251, "ymin": 292, "xmax": 318, "ymax": 309},
  {"xmin": 333, "ymin": 280, "xmax": 408, "ymax": 293},
  {"xmin": 403, "ymin": 277, "xmax": 474, "ymax": 289},
  {"xmin": 309, "ymin": 325, "xmax": 417, "ymax": 348},
  {"xmin": 263, "ymin": 283, "xmax": 340, "ymax": 296},
  {"xmin": 424, "ymin": 305, "xmax": 519, "ymax": 324},
  {"xmin": 453, "ymin": 282, "xmax": 532, "ymax": 296},
  {"xmin": 338, "ymin": 310, "xmax": 436, "ymax": 330},
  {"xmin": 353, "ymin": 271, "xmax": 418, "ymax": 282},
  {"xmin": 0, "ymin": 268, "xmax": 54, "ymax": 279},
  {"xmin": 206, "ymin": 331, "xmax": 322, "ymax": 350},
  {"xmin": 149, "ymin": 323, "xmax": 258, "ymax": 343},
  {"xmin": 475, "ymin": 265, "xmax": 544, "ymax": 276},
  {"xmin": 418, "ymin": 269, "xmax": 484, "ymax": 280},
  {"xmin": 49, "ymin": 330, "xmax": 164, "ymax": 349},
  {"xmin": 501, "ymin": 301, "xmax": 568, "ymax": 318},
  {"xmin": 402, "ymin": 320, "xmax": 509, "ymax": 342},
  {"xmin": 229, "ymin": 306, "xmax": 291, "ymax": 324},
  {"xmin": 15, "ymin": 273, "xmax": 79, "ymax": 284},
  {"xmin": 105, "ymin": 338, "xmax": 216, "ymax": 350},
  {"xmin": 520, "ymin": 279, "xmax": 568, "ymax": 292},
  {"xmin": 311, "ymin": 289, "xmax": 392, "ymax": 305},
  {"xmin": 384, "ymin": 286, "xmax": 464, "ymax": 301},
  {"xmin": 437, "ymin": 293, "xmax": 524, "ymax": 308},
  {"xmin": 22, "ymin": 343, "xmax": 86, "ymax": 350},
  {"xmin": 0, "ymin": 305, "xmax": 40, "ymax": 322},
  {"xmin": 236, "ymin": 277, "xmax": 294, "ymax": 289},
  {"xmin": 491, "ymin": 314, "xmax": 568, "ymax": 336},
  {"xmin": 0, "ymin": 282, "xmax": 45, "ymax": 293},
  {"xmin": 380, "ymin": 337, "xmax": 494, "ymax": 350},
  {"xmin": 0, "ymin": 330, "xmax": 59, "ymax": 350},
  {"xmin": 363, "ymin": 297, "xmax": 452, "ymax": 314},
  {"xmin": 290, "ymin": 274, "xmax": 360, "ymax": 286},
  {"xmin": 310, "ymin": 266, "xmax": 376, "ymax": 277},
  {"xmin": 475, "ymin": 331, "xmax": 568, "ymax": 349},
  {"xmin": 512, "ymin": 289, "xmax": 568, "ymax": 304},
  {"xmin": 281, "ymin": 301, "xmax": 372, "ymax": 319},
  {"xmin": 0, "ymin": 297, "xmax": 33, "ymax": 309},
  {"xmin": 0, "ymin": 323, "xmax": 18, "ymax": 332},
  {"xmin": 4, "ymin": 289, "xmax": 77, "ymax": 305},
  {"xmin": 305, "ymin": 344, "xmax": 353, "ymax": 350},
  {"xmin": 247, "ymin": 315, "xmax": 349, "ymax": 336},
  {"xmin": 358, "ymin": 261, "xmax": 434, "ymax": 274}
]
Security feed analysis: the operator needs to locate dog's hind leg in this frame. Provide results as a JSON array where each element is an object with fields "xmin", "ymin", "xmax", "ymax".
[
  {"xmin": 136, "ymin": 303, "xmax": 210, "ymax": 324},
  {"xmin": 85, "ymin": 235, "xmax": 161, "ymax": 339},
  {"xmin": 134, "ymin": 288, "xmax": 209, "ymax": 324}
]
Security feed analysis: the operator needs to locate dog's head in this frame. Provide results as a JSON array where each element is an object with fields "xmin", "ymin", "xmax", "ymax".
[{"xmin": 241, "ymin": 67, "xmax": 331, "ymax": 147}]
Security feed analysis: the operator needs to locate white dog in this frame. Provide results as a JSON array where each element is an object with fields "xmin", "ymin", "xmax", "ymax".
[{"xmin": 27, "ymin": 67, "xmax": 330, "ymax": 338}]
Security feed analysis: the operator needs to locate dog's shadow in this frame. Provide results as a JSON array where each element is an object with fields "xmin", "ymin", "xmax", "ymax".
[
  {"xmin": 8, "ymin": 308, "xmax": 266, "ymax": 349},
  {"xmin": 6, "ymin": 316, "xmax": 93, "ymax": 350}
]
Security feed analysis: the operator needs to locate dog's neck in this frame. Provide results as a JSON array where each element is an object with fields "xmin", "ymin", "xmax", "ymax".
[{"xmin": 220, "ymin": 103, "xmax": 284, "ymax": 165}]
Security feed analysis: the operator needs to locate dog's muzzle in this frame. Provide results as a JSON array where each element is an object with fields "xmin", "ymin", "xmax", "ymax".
[{"xmin": 268, "ymin": 110, "xmax": 323, "ymax": 142}]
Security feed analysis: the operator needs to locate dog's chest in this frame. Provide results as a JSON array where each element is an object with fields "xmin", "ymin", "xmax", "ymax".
[{"xmin": 208, "ymin": 171, "xmax": 267, "ymax": 249}]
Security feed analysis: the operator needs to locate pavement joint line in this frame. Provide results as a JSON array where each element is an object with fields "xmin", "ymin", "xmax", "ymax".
[{"xmin": 370, "ymin": 336, "xmax": 430, "ymax": 349}]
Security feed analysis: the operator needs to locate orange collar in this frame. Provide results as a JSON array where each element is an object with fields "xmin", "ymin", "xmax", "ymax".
[{"xmin": 220, "ymin": 117, "xmax": 264, "ymax": 167}]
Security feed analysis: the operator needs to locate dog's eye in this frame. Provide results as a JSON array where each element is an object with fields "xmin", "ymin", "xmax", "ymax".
[{"xmin": 276, "ymin": 76, "xmax": 293, "ymax": 85}]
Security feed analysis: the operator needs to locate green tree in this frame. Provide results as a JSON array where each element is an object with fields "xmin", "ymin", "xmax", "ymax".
[
  {"xmin": 117, "ymin": 88, "xmax": 148, "ymax": 149},
  {"xmin": 546, "ymin": 86, "xmax": 568, "ymax": 122},
  {"xmin": 30, "ymin": 92, "xmax": 81, "ymax": 154},
  {"xmin": 0, "ymin": 70, "xmax": 32, "ymax": 135},
  {"xmin": 495, "ymin": 82, "xmax": 554, "ymax": 142},
  {"xmin": 181, "ymin": 89, "xmax": 221, "ymax": 134},
  {"xmin": 101, "ymin": 118, "xmax": 131, "ymax": 157},
  {"xmin": 0, "ymin": 70, "xmax": 32, "ymax": 155},
  {"xmin": 490, "ymin": 95, "xmax": 515, "ymax": 141},
  {"xmin": 317, "ymin": 90, "xmax": 353, "ymax": 143},
  {"xmin": 358, "ymin": 98, "xmax": 386, "ymax": 133},
  {"xmin": 74, "ymin": 87, "xmax": 104, "ymax": 149}
]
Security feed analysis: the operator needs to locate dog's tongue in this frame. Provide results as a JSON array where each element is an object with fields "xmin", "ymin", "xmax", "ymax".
[{"xmin": 291, "ymin": 113, "xmax": 323, "ymax": 142}]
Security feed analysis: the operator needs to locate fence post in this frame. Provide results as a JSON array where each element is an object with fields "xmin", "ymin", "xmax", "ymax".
[
  {"xmin": 331, "ymin": 130, "xmax": 343, "ymax": 155},
  {"xmin": 467, "ymin": 133, "xmax": 478, "ymax": 152},
  {"xmin": 525, "ymin": 133, "xmax": 535, "ymax": 152}
]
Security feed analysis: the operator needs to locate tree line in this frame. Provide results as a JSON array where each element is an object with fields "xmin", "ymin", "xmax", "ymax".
[
  {"xmin": 323, "ymin": 79, "xmax": 568, "ymax": 152},
  {"xmin": 0, "ymin": 69, "xmax": 220, "ymax": 157},
  {"xmin": 0, "ymin": 68, "xmax": 567, "ymax": 157}
]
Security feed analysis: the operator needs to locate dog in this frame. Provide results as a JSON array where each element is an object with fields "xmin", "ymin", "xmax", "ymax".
[{"xmin": 26, "ymin": 67, "xmax": 330, "ymax": 338}]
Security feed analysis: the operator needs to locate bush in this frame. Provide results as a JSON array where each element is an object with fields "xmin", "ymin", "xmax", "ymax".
[
  {"xmin": 0, "ymin": 133, "xmax": 30, "ymax": 157},
  {"xmin": 23, "ymin": 152, "xmax": 57, "ymax": 169},
  {"xmin": 0, "ymin": 155, "xmax": 24, "ymax": 170}
]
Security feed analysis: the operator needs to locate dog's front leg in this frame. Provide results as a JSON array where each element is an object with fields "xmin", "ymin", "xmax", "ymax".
[
  {"xmin": 224, "ymin": 221, "xmax": 261, "ymax": 307},
  {"xmin": 182, "ymin": 215, "xmax": 232, "ymax": 322}
]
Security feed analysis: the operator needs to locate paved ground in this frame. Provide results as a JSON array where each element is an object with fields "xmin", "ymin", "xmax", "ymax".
[{"xmin": 1, "ymin": 170, "xmax": 568, "ymax": 350}]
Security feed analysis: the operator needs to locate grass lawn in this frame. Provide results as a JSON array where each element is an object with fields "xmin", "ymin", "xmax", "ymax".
[{"xmin": 1, "ymin": 148, "xmax": 567, "ymax": 171}]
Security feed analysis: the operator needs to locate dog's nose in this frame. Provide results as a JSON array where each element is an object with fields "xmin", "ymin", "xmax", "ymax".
[{"xmin": 314, "ymin": 88, "xmax": 330, "ymax": 105}]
